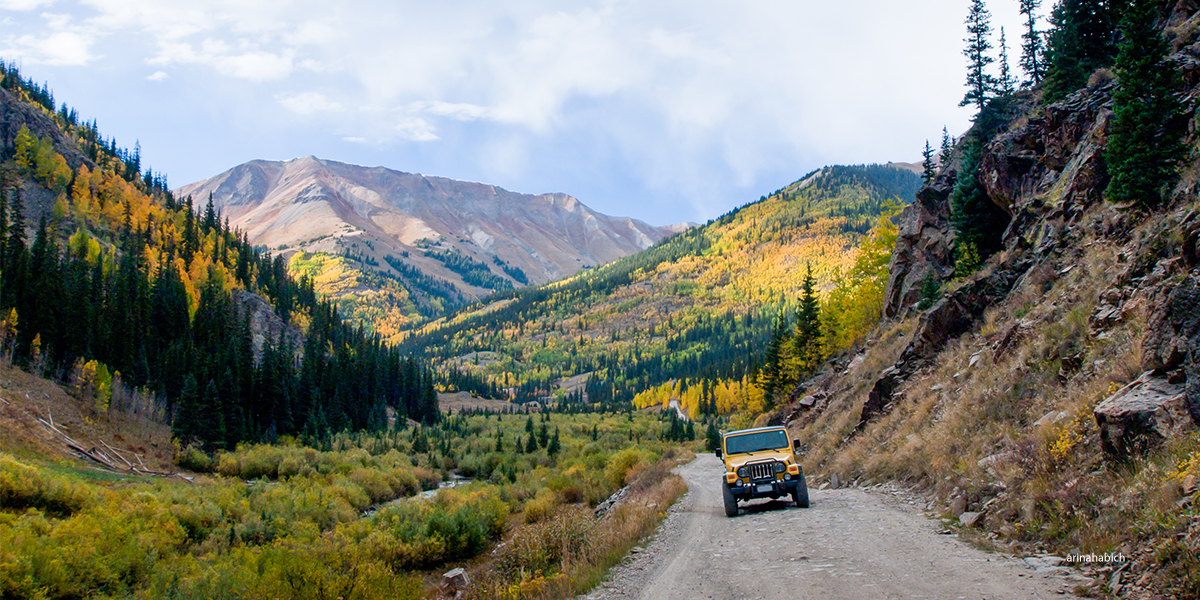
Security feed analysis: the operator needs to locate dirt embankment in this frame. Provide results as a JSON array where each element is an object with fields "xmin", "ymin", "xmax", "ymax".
[
  {"xmin": 581, "ymin": 454, "xmax": 1089, "ymax": 600},
  {"xmin": 0, "ymin": 363, "xmax": 174, "ymax": 471}
]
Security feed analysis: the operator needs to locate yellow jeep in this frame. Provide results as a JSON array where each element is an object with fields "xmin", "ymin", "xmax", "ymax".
[{"xmin": 716, "ymin": 425, "xmax": 809, "ymax": 517}]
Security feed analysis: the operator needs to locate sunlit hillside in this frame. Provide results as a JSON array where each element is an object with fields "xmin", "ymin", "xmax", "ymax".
[{"xmin": 399, "ymin": 165, "xmax": 920, "ymax": 421}]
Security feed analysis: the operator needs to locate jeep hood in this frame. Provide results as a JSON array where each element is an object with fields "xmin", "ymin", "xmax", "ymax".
[{"xmin": 725, "ymin": 449, "xmax": 792, "ymax": 470}]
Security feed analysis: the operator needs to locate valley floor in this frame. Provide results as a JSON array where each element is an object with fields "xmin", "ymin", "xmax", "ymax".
[{"xmin": 582, "ymin": 454, "xmax": 1087, "ymax": 600}]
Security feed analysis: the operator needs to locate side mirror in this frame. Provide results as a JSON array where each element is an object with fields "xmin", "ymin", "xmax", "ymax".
[{"xmin": 715, "ymin": 447, "xmax": 722, "ymax": 459}]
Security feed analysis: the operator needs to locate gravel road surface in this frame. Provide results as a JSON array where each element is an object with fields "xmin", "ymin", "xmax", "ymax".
[{"xmin": 581, "ymin": 454, "xmax": 1086, "ymax": 600}]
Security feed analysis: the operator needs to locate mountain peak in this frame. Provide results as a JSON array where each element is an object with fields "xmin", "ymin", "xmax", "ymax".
[{"xmin": 175, "ymin": 158, "xmax": 679, "ymax": 297}]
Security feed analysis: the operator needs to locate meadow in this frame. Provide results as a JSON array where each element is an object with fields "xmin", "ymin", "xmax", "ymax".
[{"xmin": 0, "ymin": 407, "xmax": 696, "ymax": 599}]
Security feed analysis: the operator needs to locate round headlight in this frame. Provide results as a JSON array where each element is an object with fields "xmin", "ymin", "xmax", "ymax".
[
  {"xmin": 736, "ymin": 467, "xmax": 748, "ymax": 478},
  {"xmin": 775, "ymin": 462, "xmax": 786, "ymax": 474}
]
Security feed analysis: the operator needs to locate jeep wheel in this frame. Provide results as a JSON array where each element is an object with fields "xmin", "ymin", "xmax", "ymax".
[
  {"xmin": 792, "ymin": 475, "xmax": 810, "ymax": 508},
  {"xmin": 722, "ymin": 484, "xmax": 738, "ymax": 517}
]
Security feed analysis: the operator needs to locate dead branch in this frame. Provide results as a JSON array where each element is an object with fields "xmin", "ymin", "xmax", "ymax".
[{"xmin": 33, "ymin": 414, "xmax": 192, "ymax": 483}]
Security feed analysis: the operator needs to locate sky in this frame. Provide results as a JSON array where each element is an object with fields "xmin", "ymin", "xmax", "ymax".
[{"xmin": 0, "ymin": 0, "xmax": 1034, "ymax": 226}]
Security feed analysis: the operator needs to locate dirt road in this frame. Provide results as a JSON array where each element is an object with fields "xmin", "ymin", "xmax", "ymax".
[{"xmin": 582, "ymin": 454, "xmax": 1086, "ymax": 600}]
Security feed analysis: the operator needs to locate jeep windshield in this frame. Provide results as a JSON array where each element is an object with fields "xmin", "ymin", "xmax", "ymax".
[{"xmin": 725, "ymin": 430, "xmax": 789, "ymax": 454}]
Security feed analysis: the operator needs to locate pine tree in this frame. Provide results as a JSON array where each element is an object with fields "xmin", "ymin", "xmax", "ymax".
[
  {"xmin": 921, "ymin": 141, "xmax": 936, "ymax": 185},
  {"xmin": 0, "ymin": 186, "xmax": 7, "ymax": 275},
  {"xmin": 525, "ymin": 433, "xmax": 538, "ymax": 453},
  {"xmin": 1105, "ymin": 0, "xmax": 1186, "ymax": 210},
  {"xmin": 997, "ymin": 27, "xmax": 1016, "ymax": 95},
  {"xmin": 1043, "ymin": 0, "xmax": 1116, "ymax": 103},
  {"xmin": 203, "ymin": 192, "xmax": 217, "ymax": 233},
  {"xmin": 941, "ymin": 127, "xmax": 954, "ymax": 165},
  {"xmin": 949, "ymin": 141, "xmax": 1009, "ymax": 270},
  {"xmin": 705, "ymin": 421, "xmax": 721, "ymax": 453},
  {"xmin": 172, "ymin": 374, "xmax": 201, "ymax": 444},
  {"xmin": 961, "ymin": 0, "xmax": 997, "ymax": 112},
  {"xmin": 760, "ymin": 308, "xmax": 790, "ymax": 400},
  {"xmin": 547, "ymin": 428, "xmax": 561, "ymax": 456},
  {"xmin": 786, "ymin": 264, "xmax": 823, "ymax": 382},
  {"xmin": 2, "ymin": 189, "xmax": 26, "ymax": 311},
  {"xmin": 1018, "ymin": 0, "xmax": 1045, "ymax": 85}
]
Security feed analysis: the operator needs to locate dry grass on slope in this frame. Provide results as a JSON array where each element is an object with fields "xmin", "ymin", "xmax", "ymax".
[
  {"xmin": 0, "ymin": 362, "xmax": 174, "ymax": 471},
  {"xmin": 463, "ymin": 451, "xmax": 691, "ymax": 600},
  {"xmin": 794, "ymin": 204, "xmax": 1200, "ymax": 596}
]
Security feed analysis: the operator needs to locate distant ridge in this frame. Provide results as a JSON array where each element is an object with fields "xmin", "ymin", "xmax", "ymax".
[{"xmin": 176, "ymin": 156, "xmax": 686, "ymax": 295}]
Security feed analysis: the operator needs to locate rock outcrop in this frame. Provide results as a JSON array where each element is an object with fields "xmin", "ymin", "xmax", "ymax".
[
  {"xmin": 1142, "ymin": 272, "xmax": 1200, "ymax": 425},
  {"xmin": 1094, "ymin": 371, "xmax": 1196, "ymax": 456},
  {"xmin": 0, "ymin": 88, "xmax": 93, "ymax": 172},
  {"xmin": 231, "ymin": 289, "xmax": 304, "ymax": 363},
  {"xmin": 862, "ymin": 85, "xmax": 1117, "ymax": 429},
  {"xmin": 881, "ymin": 171, "xmax": 958, "ymax": 319}
]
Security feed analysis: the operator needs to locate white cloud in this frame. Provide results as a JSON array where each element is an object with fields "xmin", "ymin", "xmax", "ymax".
[
  {"xmin": 0, "ymin": 0, "xmax": 53, "ymax": 10},
  {"xmin": 278, "ymin": 91, "xmax": 342, "ymax": 115},
  {"xmin": 212, "ymin": 48, "xmax": 293, "ymax": 81},
  {"xmin": 146, "ymin": 69, "xmax": 167, "ymax": 81},
  {"xmin": 1, "ymin": 12, "xmax": 97, "ymax": 65},
  {"xmin": 409, "ymin": 101, "xmax": 492, "ymax": 122},
  {"xmin": 394, "ymin": 116, "xmax": 438, "ymax": 142},
  {"xmin": 5, "ymin": 0, "xmax": 1035, "ymax": 221}
]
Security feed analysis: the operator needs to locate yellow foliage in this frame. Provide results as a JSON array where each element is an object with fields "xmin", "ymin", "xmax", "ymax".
[{"xmin": 69, "ymin": 358, "xmax": 114, "ymax": 414}]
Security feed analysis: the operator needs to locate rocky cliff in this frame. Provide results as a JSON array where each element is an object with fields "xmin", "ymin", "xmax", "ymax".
[{"xmin": 789, "ymin": 5, "xmax": 1200, "ymax": 596}]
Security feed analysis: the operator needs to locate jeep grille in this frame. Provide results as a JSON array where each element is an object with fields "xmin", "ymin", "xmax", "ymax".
[{"xmin": 746, "ymin": 461, "xmax": 777, "ymax": 482}]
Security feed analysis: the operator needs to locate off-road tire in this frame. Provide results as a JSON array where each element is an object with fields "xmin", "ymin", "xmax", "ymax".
[
  {"xmin": 722, "ymin": 483, "xmax": 738, "ymax": 517},
  {"xmin": 792, "ymin": 475, "xmax": 810, "ymax": 508}
]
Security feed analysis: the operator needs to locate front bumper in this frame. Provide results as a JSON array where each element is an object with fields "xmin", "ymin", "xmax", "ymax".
[{"xmin": 728, "ymin": 477, "xmax": 799, "ymax": 501}]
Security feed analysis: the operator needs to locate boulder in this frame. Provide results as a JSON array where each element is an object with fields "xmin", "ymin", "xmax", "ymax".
[
  {"xmin": 443, "ymin": 567, "xmax": 470, "ymax": 593},
  {"xmin": 950, "ymin": 494, "xmax": 968, "ymax": 518},
  {"xmin": 857, "ymin": 366, "xmax": 902, "ymax": 430},
  {"xmin": 1094, "ymin": 371, "xmax": 1197, "ymax": 456},
  {"xmin": 959, "ymin": 511, "xmax": 983, "ymax": 527},
  {"xmin": 1142, "ymin": 274, "xmax": 1200, "ymax": 425},
  {"xmin": 593, "ymin": 485, "xmax": 629, "ymax": 518}
]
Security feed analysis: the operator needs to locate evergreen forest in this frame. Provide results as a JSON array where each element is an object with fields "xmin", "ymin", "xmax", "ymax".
[{"xmin": 0, "ymin": 61, "xmax": 440, "ymax": 455}]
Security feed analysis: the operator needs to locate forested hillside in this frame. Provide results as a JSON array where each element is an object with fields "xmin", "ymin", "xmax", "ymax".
[
  {"xmin": 0, "ymin": 61, "xmax": 439, "ymax": 453},
  {"xmin": 401, "ymin": 164, "xmax": 919, "ymax": 425}
]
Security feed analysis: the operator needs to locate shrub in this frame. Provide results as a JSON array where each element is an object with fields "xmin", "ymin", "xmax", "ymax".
[
  {"xmin": 176, "ymin": 444, "xmax": 216, "ymax": 473},
  {"xmin": 604, "ymin": 447, "xmax": 652, "ymax": 488},
  {"xmin": 0, "ymin": 454, "xmax": 94, "ymax": 516}
]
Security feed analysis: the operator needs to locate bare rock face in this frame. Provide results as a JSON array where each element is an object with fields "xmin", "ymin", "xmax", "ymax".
[
  {"xmin": 231, "ymin": 289, "xmax": 304, "ymax": 363},
  {"xmin": 882, "ymin": 174, "xmax": 957, "ymax": 319},
  {"xmin": 0, "ymin": 88, "xmax": 92, "ymax": 171},
  {"xmin": 1142, "ymin": 273, "xmax": 1200, "ymax": 425},
  {"xmin": 858, "ymin": 365, "xmax": 902, "ymax": 430},
  {"xmin": 864, "ymin": 87, "xmax": 1116, "ymax": 431},
  {"xmin": 980, "ymin": 85, "xmax": 1113, "ymax": 256},
  {"xmin": 1094, "ymin": 371, "xmax": 1196, "ymax": 456}
]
